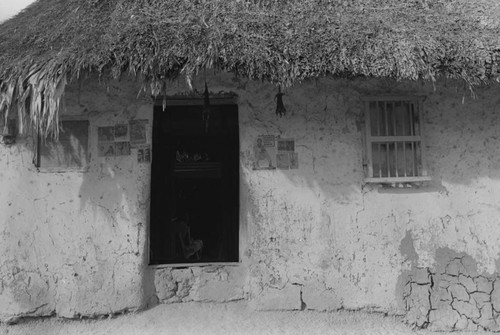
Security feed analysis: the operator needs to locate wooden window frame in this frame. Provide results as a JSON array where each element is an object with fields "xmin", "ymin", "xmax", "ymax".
[{"xmin": 362, "ymin": 96, "xmax": 431, "ymax": 184}]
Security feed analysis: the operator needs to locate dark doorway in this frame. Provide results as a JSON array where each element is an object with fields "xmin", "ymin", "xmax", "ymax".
[{"xmin": 149, "ymin": 102, "xmax": 239, "ymax": 264}]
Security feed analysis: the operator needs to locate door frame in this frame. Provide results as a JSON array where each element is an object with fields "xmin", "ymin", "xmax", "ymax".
[{"xmin": 148, "ymin": 95, "xmax": 241, "ymax": 267}]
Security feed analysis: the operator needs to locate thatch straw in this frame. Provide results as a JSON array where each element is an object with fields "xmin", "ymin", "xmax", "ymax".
[{"xmin": 1, "ymin": 0, "xmax": 500, "ymax": 137}]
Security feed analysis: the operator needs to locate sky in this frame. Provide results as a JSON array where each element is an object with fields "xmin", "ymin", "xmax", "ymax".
[{"xmin": 0, "ymin": 0, "xmax": 35, "ymax": 23}]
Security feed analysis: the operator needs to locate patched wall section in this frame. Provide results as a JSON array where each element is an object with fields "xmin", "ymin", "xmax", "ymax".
[
  {"xmin": 153, "ymin": 266, "xmax": 247, "ymax": 304},
  {"xmin": 403, "ymin": 248, "xmax": 500, "ymax": 331}
]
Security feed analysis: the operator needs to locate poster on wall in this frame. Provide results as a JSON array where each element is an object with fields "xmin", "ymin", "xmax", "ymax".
[
  {"xmin": 98, "ymin": 126, "xmax": 114, "ymax": 142},
  {"xmin": 115, "ymin": 141, "xmax": 131, "ymax": 156},
  {"xmin": 130, "ymin": 119, "xmax": 148, "ymax": 146},
  {"xmin": 253, "ymin": 135, "xmax": 276, "ymax": 170},
  {"xmin": 137, "ymin": 145, "xmax": 151, "ymax": 163},
  {"xmin": 98, "ymin": 125, "xmax": 135, "ymax": 157},
  {"xmin": 276, "ymin": 138, "xmax": 298, "ymax": 169},
  {"xmin": 98, "ymin": 142, "xmax": 115, "ymax": 157},
  {"xmin": 276, "ymin": 152, "xmax": 290, "ymax": 169},
  {"xmin": 114, "ymin": 124, "xmax": 129, "ymax": 142}
]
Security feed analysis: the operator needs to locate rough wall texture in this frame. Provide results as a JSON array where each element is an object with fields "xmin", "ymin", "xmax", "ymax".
[
  {"xmin": 154, "ymin": 266, "xmax": 247, "ymax": 304},
  {"xmin": 403, "ymin": 248, "xmax": 500, "ymax": 331},
  {"xmin": 1, "ymin": 72, "xmax": 500, "ymax": 331},
  {"xmin": 0, "ymin": 78, "xmax": 153, "ymax": 322}
]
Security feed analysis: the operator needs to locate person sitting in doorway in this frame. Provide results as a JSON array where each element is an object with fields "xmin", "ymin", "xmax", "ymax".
[{"xmin": 171, "ymin": 217, "xmax": 203, "ymax": 260}]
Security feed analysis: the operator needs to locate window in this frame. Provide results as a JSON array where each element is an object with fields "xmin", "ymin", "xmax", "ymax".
[
  {"xmin": 363, "ymin": 96, "xmax": 430, "ymax": 184},
  {"xmin": 35, "ymin": 119, "xmax": 90, "ymax": 171}
]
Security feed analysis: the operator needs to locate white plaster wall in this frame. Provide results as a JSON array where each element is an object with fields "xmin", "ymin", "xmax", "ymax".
[
  {"xmin": 205, "ymin": 74, "xmax": 500, "ymax": 314},
  {"xmin": 2, "ymin": 72, "xmax": 500, "ymax": 321},
  {"xmin": 0, "ymin": 77, "xmax": 153, "ymax": 321}
]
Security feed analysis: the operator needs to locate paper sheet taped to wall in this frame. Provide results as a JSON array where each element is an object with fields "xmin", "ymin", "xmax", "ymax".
[
  {"xmin": 276, "ymin": 138, "xmax": 298, "ymax": 169},
  {"xmin": 130, "ymin": 119, "xmax": 148, "ymax": 146},
  {"xmin": 253, "ymin": 135, "xmax": 276, "ymax": 170},
  {"xmin": 253, "ymin": 136, "xmax": 298, "ymax": 170}
]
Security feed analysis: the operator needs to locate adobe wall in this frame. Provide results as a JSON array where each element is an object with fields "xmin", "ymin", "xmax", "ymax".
[
  {"xmin": 0, "ymin": 77, "xmax": 153, "ymax": 322},
  {"xmin": 1, "ymin": 72, "xmax": 500, "ymax": 330}
]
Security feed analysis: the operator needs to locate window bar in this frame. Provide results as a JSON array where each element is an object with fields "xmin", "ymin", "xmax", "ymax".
[
  {"xmin": 384, "ymin": 102, "xmax": 389, "ymax": 136},
  {"xmin": 378, "ymin": 143, "xmax": 382, "ymax": 178},
  {"xmin": 402, "ymin": 102, "xmax": 406, "ymax": 136},
  {"xmin": 392, "ymin": 102, "xmax": 398, "ymax": 177},
  {"xmin": 414, "ymin": 102, "xmax": 421, "ymax": 136},
  {"xmin": 410, "ymin": 141, "xmax": 415, "ymax": 176},
  {"xmin": 403, "ymin": 141, "xmax": 407, "ymax": 177},
  {"xmin": 378, "ymin": 102, "xmax": 382, "ymax": 135},
  {"xmin": 408, "ymin": 102, "xmax": 412, "ymax": 136},
  {"xmin": 416, "ymin": 141, "xmax": 422, "ymax": 176},
  {"xmin": 392, "ymin": 101, "xmax": 397, "ymax": 137},
  {"xmin": 410, "ymin": 102, "xmax": 415, "ymax": 136},
  {"xmin": 386, "ymin": 143, "xmax": 390, "ymax": 177},
  {"xmin": 375, "ymin": 102, "xmax": 380, "ymax": 137},
  {"xmin": 413, "ymin": 102, "xmax": 420, "ymax": 177},
  {"xmin": 394, "ymin": 141, "xmax": 399, "ymax": 178}
]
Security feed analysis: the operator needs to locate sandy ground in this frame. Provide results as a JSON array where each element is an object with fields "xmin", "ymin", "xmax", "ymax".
[{"xmin": 0, "ymin": 301, "xmax": 493, "ymax": 335}]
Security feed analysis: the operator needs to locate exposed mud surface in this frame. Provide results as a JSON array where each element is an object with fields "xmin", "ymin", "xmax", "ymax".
[{"xmin": 0, "ymin": 301, "xmax": 493, "ymax": 335}]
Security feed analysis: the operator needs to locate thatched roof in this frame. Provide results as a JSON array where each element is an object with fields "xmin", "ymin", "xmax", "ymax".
[{"xmin": 1, "ymin": 0, "xmax": 500, "ymax": 136}]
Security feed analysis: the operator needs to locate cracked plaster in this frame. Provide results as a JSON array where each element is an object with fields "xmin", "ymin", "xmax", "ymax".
[{"xmin": 403, "ymin": 249, "xmax": 500, "ymax": 331}]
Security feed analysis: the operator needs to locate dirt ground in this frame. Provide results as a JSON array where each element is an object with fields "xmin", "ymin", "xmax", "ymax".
[{"xmin": 0, "ymin": 301, "xmax": 493, "ymax": 335}]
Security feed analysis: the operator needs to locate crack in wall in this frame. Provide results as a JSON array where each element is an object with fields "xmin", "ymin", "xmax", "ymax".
[
  {"xmin": 299, "ymin": 288, "xmax": 307, "ymax": 310},
  {"xmin": 404, "ymin": 256, "xmax": 500, "ymax": 332}
]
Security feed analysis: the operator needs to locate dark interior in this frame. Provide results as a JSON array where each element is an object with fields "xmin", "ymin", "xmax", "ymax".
[{"xmin": 149, "ymin": 103, "xmax": 239, "ymax": 264}]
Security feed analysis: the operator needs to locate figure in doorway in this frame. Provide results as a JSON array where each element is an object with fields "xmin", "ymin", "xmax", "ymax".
[{"xmin": 171, "ymin": 216, "xmax": 203, "ymax": 260}]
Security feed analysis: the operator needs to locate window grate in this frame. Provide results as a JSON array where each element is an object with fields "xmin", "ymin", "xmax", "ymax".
[{"xmin": 364, "ymin": 97, "xmax": 430, "ymax": 183}]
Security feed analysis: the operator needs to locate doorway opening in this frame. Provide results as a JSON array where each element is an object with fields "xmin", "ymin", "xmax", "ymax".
[{"xmin": 149, "ymin": 101, "xmax": 239, "ymax": 265}]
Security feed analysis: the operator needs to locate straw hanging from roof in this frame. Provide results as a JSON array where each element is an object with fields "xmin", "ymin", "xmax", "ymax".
[{"xmin": 1, "ymin": 0, "xmax": 500, "ymax": 137}]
